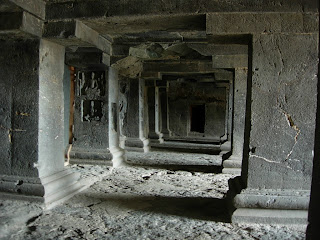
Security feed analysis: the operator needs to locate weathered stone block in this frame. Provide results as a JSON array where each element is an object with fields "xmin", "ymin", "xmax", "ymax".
[
  {"xmin": 207, "ymin": 13, "xmax": 319, "ymax": 34},
  {"xmin": 248, "ymin": 33, "xmax": 318, "ymax": 190},
  {"xmin": 212, "ymin": 55, "xmax": 248, "ymax": 68}
]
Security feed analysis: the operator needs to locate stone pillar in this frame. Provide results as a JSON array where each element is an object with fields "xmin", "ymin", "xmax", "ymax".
[
  {"xmin": 220, "ymin": 81, "xmax": 233, "ymax": 156},
  {"xmin": 223, "ymin": 68, "xmax": 247, "ymax": 175},
  {"xmin": 231, "ymin": 33, "xmax": 318, "ymax": 227},
  {"xmin": 0, "ymin": 38, "xmax": 83, "ymax": 207},
  {"xmin": 155, "ymin": 87, "xmax": 164, "ymax": 143},
  {"xmin": 159, "ymin": 87, "xmax": 171, "ymax": 139},
  {"xmin": 123, "ymin": 78, "xmax": 150, "ymax": 152},
  {"xmin": 147, "ymin": 83, "xmax": 159, "ymax": 142},
  {"xmin": 108, "ymin": 67, "xmax": 126, "ymax": 167},
  {"xmin": 65, "ymin": 49, "xmax": 112, "ymax": 164},
  {"xmin": 139, "ymin": 78, "xmax": 150, "ymax": 152}
]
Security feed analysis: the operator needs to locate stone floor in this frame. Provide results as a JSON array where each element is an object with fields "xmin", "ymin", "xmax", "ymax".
[{"xmin": 0, "ymin": 159, "xmax": 306, "ymax": 240}]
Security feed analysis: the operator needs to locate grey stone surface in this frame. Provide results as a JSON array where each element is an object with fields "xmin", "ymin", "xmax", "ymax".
[
  {"xmin": 207, "ymin": 12, "xmax": 319, "ymax": 34},
  {"xmin": 0, "ymin": 164, "xmax": 306, "ymax": 240},
  {"xmin": 123, "ymin": 78, "xmax": 139, "ymax": 138},
  {"xmin": 10, "ymin": 0, "xmax": 46, "ymax": 20},
  {"xmin": 38, "ymin": 39, "xmax": 65, "ymax": 178},
  {"xmin": 28, "ymin": 0, "xmax": 319, "ymax": 20},
  {"xmin": 168, "ymin": 81, "xmax": 227, "ymax": 139},
  {"xmin": 212, "ymin": 55, "xmax": 248, "ymax": 68},
  {"xmin": 247, "ymin": 33, "xmax": 318, "ymax": 190},
  {"xmin": 0, "ymin": 38, "xmax": 40, "ymax": 178},
  {"xmin": 232, "ymin": 68, "xmax": 248, "ymax": 158}
]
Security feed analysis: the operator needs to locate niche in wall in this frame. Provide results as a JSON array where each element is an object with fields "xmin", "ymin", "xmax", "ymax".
[{"xmin": 190, "ymin": 104, "xmax": 205, "ymax": 133}]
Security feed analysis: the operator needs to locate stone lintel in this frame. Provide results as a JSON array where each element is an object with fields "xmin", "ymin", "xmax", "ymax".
[
  {"xmin": 207, "ymin": 12, "xmax": 319, "ymax": 34},
  {"xmin": 0, "ymin": 11, "xmax": 43, "ymax": 37},
  {"xmin": 143, "ymin": 60, "xmax": 213, "ymax": 74},
  {"xmin": 10, "ymin": 0, "xmax": 46, "ymax": 20},
  {"xmin": 188, "ymin": 43, "xmax": 248, "ymax": 56},
  {"xmin": 66, "ymin": 50, "xmax": 102, "ymax": 67},
  {"xmin": 75, "ymin": 20, "xmax": 112, "ymax": 54},
  {"xmin": 215, "ymin": 71, "xmax": 234, "ymax": 81},
  {"xmin": 102, "ymin": 54, "xmax": 127, "ymax": 66},
  {"xmin": 212, "ymin": 54, "xmax": 248, "ymax": 68},
  {"xmin": 141, "ymin": 71, "xmax": 161, "ymax": 80}
]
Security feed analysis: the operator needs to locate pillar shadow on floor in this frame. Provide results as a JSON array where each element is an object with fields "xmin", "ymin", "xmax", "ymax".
[
  {"xmin": 126, "ymin": 163, "xmax": 223, "ymax": 173},
  {"xmin": 84, "ymin": 193, "xmax": 231, "ymax": 223}
]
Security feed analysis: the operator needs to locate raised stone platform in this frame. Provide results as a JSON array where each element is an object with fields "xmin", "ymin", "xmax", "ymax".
[
  {"xmin": 232, "ymin": 188, "xmax": 310, "ymax": 228},
  {"xmin": 69, "ymin": 147, "xmax": 113, "ymax": 165},
  {"xmin": 0, "ymin": 168, "xmax": 85, "ymax": 209}
]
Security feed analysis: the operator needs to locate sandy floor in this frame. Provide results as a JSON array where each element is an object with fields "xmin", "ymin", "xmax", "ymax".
[{"xmin": 0, "ymin": 160, "xmax": 306, "ymax": 240}]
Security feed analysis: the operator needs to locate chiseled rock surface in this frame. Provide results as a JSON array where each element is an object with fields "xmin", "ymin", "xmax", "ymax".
[{"xmin": 1, "ymin": 164, "xmax": 305, "ymax": 239}]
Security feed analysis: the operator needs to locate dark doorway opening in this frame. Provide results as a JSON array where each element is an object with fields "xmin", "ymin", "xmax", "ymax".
[{"xmin": 190, "ymin": 104, "xmax": 205, "ymax": 133}]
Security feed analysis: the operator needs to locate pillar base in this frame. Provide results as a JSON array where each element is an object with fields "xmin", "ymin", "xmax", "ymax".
[
  {"xmin": 232, "ymin": 188, "xmax": 310, "ymax": 227},
  {"xmin": 0, "ymin": 168, "xmax": 85, "ymax": 209},
  {"xmin": 69, "ymin": 147, "xmax": 113, "ymax": 165},
  {"xmin": 222, "ymin": 156, "xmax": 242, "ymax": 175},
  {"xmin": 125, "ymin": 137, "xmax": 150, "ymax": 153},
  {"xmin": 109, "ymin": 146, "xmax": 127, "ymax": 167},
  {"xmin": 149, "ymin": 132, "xmax": 163, "ymax": 144}
]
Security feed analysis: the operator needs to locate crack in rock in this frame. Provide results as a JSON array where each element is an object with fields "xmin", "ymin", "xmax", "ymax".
[
  {"xmin": 282, "ymin": 111, "xmax": 300, "ymax": 161},
  {"xmin": 250, "ymin": 154, "xmax": 281, "ymax": 164}
]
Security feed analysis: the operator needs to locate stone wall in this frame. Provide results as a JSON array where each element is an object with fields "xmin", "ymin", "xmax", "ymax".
[
  {"xmin": 168, "ymin": 81, "xmax": 227, "ymax": 140},
  {"xmin": 0, "ymin": 38, "xmax": 40, "ymax": 177}
]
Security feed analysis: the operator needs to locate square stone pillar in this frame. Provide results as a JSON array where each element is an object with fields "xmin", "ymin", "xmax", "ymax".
[
  {"xmin": 155, "ymin": 86, "xmax": 164, "ymax": 143},
  {"xmin": 231, "ymin": 33, "xmax": 318, "ymax": 227},
  {"xmin": 123, "ymin": 78, "xmax": 150, "ymax": 152},
  {"xmin": 65, "ymin": 49, "xmax": 112, "ymax": 164},
  {"xmin": 147, "ymin": 82, "xmax": 160, "ymax": 142},
  {"xmin": 0, "ymin": 38, "xmax": 83, "ymax": 207},
  {"xmin": 108, "ymin": 67, "xmax": 126, "ymax": 166},
  {"xmin": 158, "ymin": 87, "xmax": 171, "ymax": 140},
  {"xmin": 223, "ymin": 68, "xmax": 247, "ymax": 175},
  {"xmin": 69, "ymin": 68, "xmax": 112, "ymax": 164}
]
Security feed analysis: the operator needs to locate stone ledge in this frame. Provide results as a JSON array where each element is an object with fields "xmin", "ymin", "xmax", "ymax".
[
  {"xmin": 232, "ymin": 208, "xmax": 308, "ymax": 228},
  {"xmin": 212, "ymin": 54, "xmax": 248, "ymax": 68},
  {"xmin": 0, "ymin": 169, "xmax": 85, "ymax": 209},
  {"xmin": 69, "ymin": 148, "xmax": 112, "ymax": 161},
  {"xmin": 234, "ymin": 189, "xmax": 310, "ymax": 210},
  {"xmin": 0, "ymin": 175, "xmax": 44, "ymax": 197}
]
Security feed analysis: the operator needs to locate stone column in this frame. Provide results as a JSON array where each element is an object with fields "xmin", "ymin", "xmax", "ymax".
[
  {"xmin": 139, "ymin": 78, "xmax": 150, "ymax": 152},
  {"xmin": 231, "ymin": 32, "xmax": 318, "ymax": 227},
  {"xmin": 147, "ymin": 82, "xmax": 159, "ymax": 142},
  {"xmin": 155, "ymin": 87, "xmax": 164, "ymax": 143},
  {"xmin": 123, "ymin": 78, "xmax": 150, "ymax": 152},
  {"xmin": 65, "ymin": 49, "xmax": 112, "ymax": 164},
  {"xmin": 222, "ymin": 68, "xmax": 247, "ymax": 175},
  {"xmin": 0, "ymin": 39, "xmax": 83, "ymax": 207},
  {"xmin": 159, "ymin": 87, "xmax": 171, "ymax": 139},
  {"xmin": 108, "ymin": 67, "xmax": 126, "ymax": 167}
]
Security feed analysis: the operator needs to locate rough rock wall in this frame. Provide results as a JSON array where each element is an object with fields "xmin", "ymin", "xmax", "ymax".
[
  {"xmin": 247, "ymin": 33, "xmax": 318, "ymax": 190},
  {"xmin": 0, "ymin": 38, "xmax": 40, "ymax": 177},
  {"xmin": 168, "ymin": 81, "xmax": 227, "ymax": 139},
  {"xmin": 72, "ymin": 69, "xmax": 109, "ymax": 151}
]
